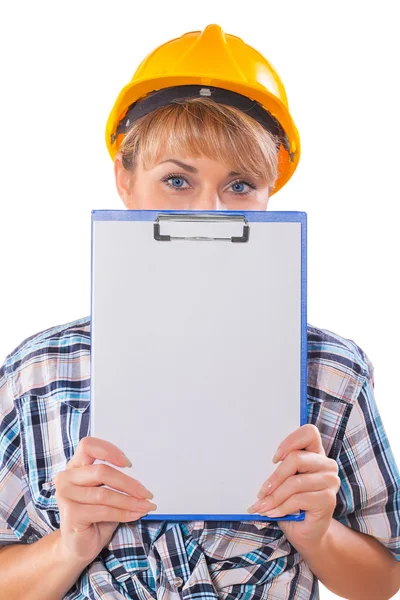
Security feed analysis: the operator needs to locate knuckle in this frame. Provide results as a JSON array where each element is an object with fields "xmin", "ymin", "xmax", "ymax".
[
  {"xmin": 328, "ymin": 458, "xmax": 339, "ymax": 475},
  {"xmin": 325, "ymin": 487, "xmax": 337, "ymax": 506},
  {"xmin": 94, "ymin": 486, "xmax": 107, "ymax": 503},
  {"xmin": 93, "ymin": 463, "xmax": 107, "ymax": 480},
  {"xmin": 54, "ymin": 472, "xmax": 65, "ymax": 494},
  {"xmin": 308, "ymin": 424, "xmax": 319, "ymax": 436},
  {"xmin": 285, "ymin": 451, "xmax": 294, "ymax": 466},
  {"xmin": 302, "ymin": 423, "xmax": 318, "ymax": 437},
  {"xmin": 79, "ymin": 436, "xmax": 91, "ymax": 450},
  {"xmin": 333, "ymin": 475, "xmax": 341, "ymax": 493},
  {"xmin": 293, "ymin": 450, "xmax": 303, "ymax": 464},
  {"xmin": 294, "ymin": 474, "xmax": 303, "ymax": 490}
]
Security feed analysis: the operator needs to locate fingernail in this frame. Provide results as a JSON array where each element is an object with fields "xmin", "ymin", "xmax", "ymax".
[
  {"xmin": 138, "ymin": 499, "xmax": 157, "ymax": 510},
  {"xmin": 118, "ymin": 454, "xmax": 132, "ymax": 467},
  {"xmin": 272, "ymin": 447, "xmax": 284, "ymax": 463},
  {"xmin": 124, "ymin": 456, "xmax": 133, "ymax": 467},
  {"xmin": 257, "ymin": 482, "xmax": 272, "ymax": 499},
  {"xmin": 138, "ymin": 485, "xmax": 153, "ymax": 499}
]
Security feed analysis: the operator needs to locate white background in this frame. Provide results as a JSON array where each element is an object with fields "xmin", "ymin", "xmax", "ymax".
[{"xmin": 0, "ymin": 2, "xmax": 399, "ymax": 598}]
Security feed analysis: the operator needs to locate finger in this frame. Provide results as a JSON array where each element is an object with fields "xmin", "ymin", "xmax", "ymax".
[
  {"xmin": 258, "ymin": 489, "xmax": 337, "ymax": 519},
  {"xmin": 64, "ymin": 500, "xmax": 153, "ymax": 529},
  {"xmin": 272, "ymin": 424, "xmax": 325, "ymax": 464},
  {"xmin": 87, "ymin": 505, "xmax": 151, "ymax": 524},
  {"xmin": 66, "ymin": 436, "xmax": 132, "ymax": 470},
  {"xmin": 249, "ymin": 471, "xmax": 340, "ymax": 513},
  {"xmin": 56, "ymin": 463, "xmax": 153, "ymax": 499},
  {"xmin": 257, "ymin": 451, "xmax": 338, "ymax": 499},
  {"xmin": 59, "ymin": 479, "xmax": 157, "ymax": 513}
]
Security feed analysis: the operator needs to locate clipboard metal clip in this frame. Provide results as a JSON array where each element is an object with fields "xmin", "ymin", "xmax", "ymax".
[{"xmin": 153, "ymin": 213, "xmax": 250, "ymax": 243}]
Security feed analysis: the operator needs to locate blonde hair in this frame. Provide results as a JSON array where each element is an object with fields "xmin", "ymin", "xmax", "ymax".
[{"xmin": 119, "ymin": 97, "xmax": 279, "ymax": 188}]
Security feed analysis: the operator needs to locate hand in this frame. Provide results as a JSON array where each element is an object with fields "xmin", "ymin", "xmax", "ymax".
[
  {"xmin": 54, "ymin": 436, "xmax": 157, "ymax": 565},
  {"xmin": 247, "ymin": 424, "xmax": 341, "ymax": 549}
]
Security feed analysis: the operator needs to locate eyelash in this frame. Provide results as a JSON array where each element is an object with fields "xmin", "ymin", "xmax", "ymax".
[{"xmin": 160, "ymin": 172, "xmax": 257, "ymax": 195}]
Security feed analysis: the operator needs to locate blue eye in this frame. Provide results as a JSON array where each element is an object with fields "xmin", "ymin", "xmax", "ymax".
[
  {"xmin": 169, "ymin": 177, "xmax": 185, "ymax": 188},
  {"xmin": 230, "ymin": 179, "xmax": 257, "ymax": 195},
  {"xmin": 161, "ymin": 173, "xmax": 190, "ymax": 191},
  {"xmin": 232, "ymin": 182, "xmax": 245, "ymax": 193}
]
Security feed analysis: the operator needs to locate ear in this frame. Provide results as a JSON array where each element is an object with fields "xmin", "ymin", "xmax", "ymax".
[{"xmin": 114, "ymin": 153, "xmax": 133, "ymax": 208}]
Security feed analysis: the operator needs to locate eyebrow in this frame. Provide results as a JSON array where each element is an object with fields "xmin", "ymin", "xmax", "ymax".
[{"xmin": 158, "ymin": 159, "xmax": 241, "ymax": 177}]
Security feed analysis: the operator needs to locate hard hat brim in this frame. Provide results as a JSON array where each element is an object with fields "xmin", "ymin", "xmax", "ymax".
[{"xmin": 106, "ymin": 75, "xmax": 300, "ymax": 195}]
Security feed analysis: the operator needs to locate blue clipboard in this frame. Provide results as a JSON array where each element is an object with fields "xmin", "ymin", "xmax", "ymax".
[{"xmin": 90, "ymin": 209, "xmax": 307, "ymax": 522}]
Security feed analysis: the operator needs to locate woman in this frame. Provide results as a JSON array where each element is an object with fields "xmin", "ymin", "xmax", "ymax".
[{"xmin": 0, "ymin": 24, "xmax": 399, "ymax": 600}]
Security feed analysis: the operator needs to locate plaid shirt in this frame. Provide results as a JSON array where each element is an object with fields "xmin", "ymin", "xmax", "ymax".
[{"xmin": 1, "ymin": 315, "xmax": 399, "ymax": 599}]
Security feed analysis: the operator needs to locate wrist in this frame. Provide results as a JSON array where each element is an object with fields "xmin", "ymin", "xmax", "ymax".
[
  {"xmin": 51, "ymin": 529, "xmax": 94, "ymax": 569},
  {"xmin": 291, "ymin": 520, "xmax": 333, "ymax": 557}
]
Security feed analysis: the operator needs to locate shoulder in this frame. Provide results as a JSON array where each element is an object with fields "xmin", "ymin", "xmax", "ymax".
[
  {"xmin": 306, "ymin": 323, "xmax": 374, "ymax": 458},
  {"xmin": 307, "ymin": 322, "xmax": 374, "ymax": 405},
  {"xmin": 0, "ymin": 316, "xmax": 91, "ymax": 404},
  {"xmin": 307, "ymin": 322, "xmax": 373, "ymax": 380}
]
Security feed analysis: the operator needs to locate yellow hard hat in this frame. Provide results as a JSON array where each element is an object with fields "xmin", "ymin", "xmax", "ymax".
[{"xmin": 106, "ymin": 24, "xmax": 300, "ymax": 195}]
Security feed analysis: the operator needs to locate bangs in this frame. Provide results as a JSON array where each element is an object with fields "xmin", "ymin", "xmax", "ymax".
[{"xmin": 119, "ymin": 97, "xmax": 279, "ymax": 185}]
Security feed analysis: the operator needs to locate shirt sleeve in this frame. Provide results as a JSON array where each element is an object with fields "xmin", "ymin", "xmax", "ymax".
[
  {"xmin": 333, "ymin": 356, "xmax": 400, "ymax": 560},
  {"xmin": 0, "ymin": 358, "xmax": 35, "ymax": 547}
]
